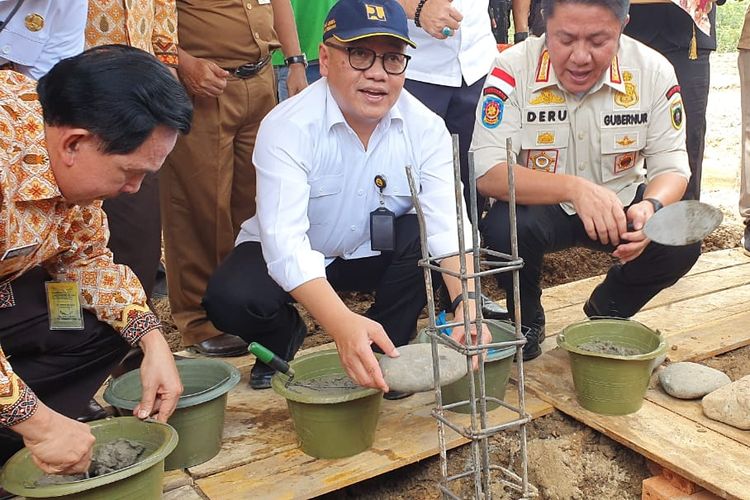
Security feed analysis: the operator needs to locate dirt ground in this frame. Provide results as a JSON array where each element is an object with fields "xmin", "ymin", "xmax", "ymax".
[{"xmin": 152, "ymin": 52, "xmax": 749, "ymax": 499}]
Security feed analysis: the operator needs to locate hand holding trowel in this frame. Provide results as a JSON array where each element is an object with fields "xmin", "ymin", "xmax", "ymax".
[{"xmin": 629, "ymin": 200, "xmax": 723, "ymax": 246}]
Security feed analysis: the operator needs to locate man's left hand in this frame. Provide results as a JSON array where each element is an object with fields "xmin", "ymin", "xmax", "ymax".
[
  {"xmin": 286, "ymin": 65, "xmax": 308, "ymax": 98},
  {"xmin": 450, "ymin": 308, "xmax": 492, "ymax": 370},
  {"xmin": 134, "ymin": 330, "xmax": 183, "ymax": 422},
  {"xmin": 613, "ymin": 200, "xmax": 654, "ymax": 263}
]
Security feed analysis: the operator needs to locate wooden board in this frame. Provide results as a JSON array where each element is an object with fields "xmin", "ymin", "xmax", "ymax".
[
  {"xmin": 163, "ymin": 484, "xmax": 205, "ymax": 500},
  {"xmin": 661, "ymin": 310, "xmax": 750, "ymax": 362},
  {"xmin": 163, "ymin": 469, "xmax": 192, "ymax": 492},
  {"xmin": 195, "ymin": 385, "xmax": 553, "ymax": 499},
  {"xmin": 524, "ymin": 349, "xmax": 750, "ymax": 500}
]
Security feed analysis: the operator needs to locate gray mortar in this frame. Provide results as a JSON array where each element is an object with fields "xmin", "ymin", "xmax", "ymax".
[
  {"xmin": 577, "ymin": 340, "xmax": 644, "ymax": 356},
  {"xmin": 35, "ymin": 438, "xmax": 145, "ymax": 485}
]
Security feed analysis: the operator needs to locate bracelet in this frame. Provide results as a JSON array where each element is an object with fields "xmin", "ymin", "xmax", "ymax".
[
  {"xmin": 513, "ymin": 31, "xmax": 529, "ymax": 44},
  {"xmin": 414, "ymin": 0, "xmax": 429, "ymax": 28},
  {"xmin": 643, "ymin": 197, "xmax": 663, "ymax": 213},
  {"xmin": 450, "ymin": 292, "xmax": 477, "ymax": 313}
]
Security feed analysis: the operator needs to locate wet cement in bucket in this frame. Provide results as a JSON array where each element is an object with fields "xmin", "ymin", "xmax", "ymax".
[
  {"xmin": 577, "ymin": 340, "xmax": 645, "ymax": 356},
  {"xmin": 35, "ymin": 439, "xmax": 145, "ymax": 485},
  {"xmin": 286, "ymin": 373, "xmax": 361, "ymax": 396}
]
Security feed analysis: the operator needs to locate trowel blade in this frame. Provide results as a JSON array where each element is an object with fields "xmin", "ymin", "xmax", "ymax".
[{"xmin": 643, "ymin": 200, "xmax": 723, "ymax": 246}]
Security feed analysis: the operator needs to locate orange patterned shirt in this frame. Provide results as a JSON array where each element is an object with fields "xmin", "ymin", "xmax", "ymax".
[
  {"xmin": 0, "ymin": 70, "xmax": 160, "ymax": 427},
  {"xmin": 85, "ymin": 0, "xmax": 179, "ymax": 66}
]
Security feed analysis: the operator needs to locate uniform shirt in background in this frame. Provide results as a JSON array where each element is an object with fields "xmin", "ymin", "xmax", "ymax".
[
  {"xmin": 236, "ymin": 78, "xmax": 472, "ymax": 292},
  {"xmin": 0, "ymin": 71, "xmax": 160, "ymax": 426},
  {"xmin": 471, "ymin": 35, "xmax": 689, "ymax": 215},
  {"xmin": 86, "ymin": 0, "xmax": 179, "ymax": 66},
  {"xmin": 405, "ymin": 0, "xmax": 496, "ymax": 87},
  {"xmin": 176, "ymin": 0, "xmax": 280, "ymax": 68},
  {"xmin": 0, "ymin": 0, "xmax": 87, "ymax": 79}
]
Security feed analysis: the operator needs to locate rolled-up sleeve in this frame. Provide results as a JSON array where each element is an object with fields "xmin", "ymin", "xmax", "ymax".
[
  {"xmin": 0, "ymin": 347, "xmax": 38, "ymax": 428},
  {"xmin": 45, "ymin": 203, "xmax": 159, "ymax": 346},
  {"xmin": 253, "ymin": 118, "xmax": 327, "ymax": 292}
]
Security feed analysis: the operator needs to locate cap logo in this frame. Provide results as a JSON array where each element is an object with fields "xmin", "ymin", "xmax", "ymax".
[
  {"xmin": 365, "ymin": 4, "xmax": 387, "ymax": 21},
  {"xmin": 324, "ymin": 19, "xmax": 336, "ymax": 33}
]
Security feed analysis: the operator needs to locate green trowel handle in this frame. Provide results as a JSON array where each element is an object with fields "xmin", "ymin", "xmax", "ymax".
[{"xmin": 249, "ymin": 342, "xmax": 295, "ymax": 377}]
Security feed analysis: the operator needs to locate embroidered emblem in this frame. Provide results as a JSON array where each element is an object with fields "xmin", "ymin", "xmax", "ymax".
[
  {"xmin": 365, "ymin": 4, "xmax": 386, "ymax": 21},
  {"xmin": 535, "ymin": 49, "xmax": 550, "ymax": 82},
  {"xmin": 614, "ymin": 71, "xmax": 638, "ymax": 108},
  {"xmin": 481, "ymin": 95, "xmax": 504, "ymax": 129},
  {"xmin": 324, "ymin": 19, "xmax": 337, "ymax": 33},
  {"xmin": 527, "ymin": 150, "xmax": 558, "ymax": 173},
  {"xmin": 530, "ymin": 89, "xmax": 565, "ymax": 105},
  {"xmin": 614, "ymin": 152, "xmax": 637, "ymax": 173},
  {"xmin": 483, "ymin": 86, "xmax": 508, "ymax": 101},
  {"xmin": 536, "ymin": 131, "xmax": 555, "ymax": 145},
  {"xmin": 24, "ymin": 13, "xmax": 44, "ymax": 32},
  {"xmin": 609, "ymin": 56, "xmax": 621, "ymax": 84},
  {"xmin": 0, "ymin": 282, "xmax": 15, "ymax": 309},
  {"xmin": 486, "ymin": 67, "xmax": 516, "ymax": 98},
  {"xmin": 670, "ymin": 100, "xmax": 684, "ymax": 130},
  {"xmin": 666, "ymin": 85, "xmax": 681, "ymax": 101},
  {"xmin": 615, "ymin": 134, "xmax": 637, "ymax": 148}
]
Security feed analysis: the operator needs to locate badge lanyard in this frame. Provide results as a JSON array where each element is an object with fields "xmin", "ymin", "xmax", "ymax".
[
  {"xmin": 369, "ymin": 174, "xmax": 396, "ymax": 251},
  {"xmin": 0, "ymin": 0, "xmax": 25, "ymax": 34}
]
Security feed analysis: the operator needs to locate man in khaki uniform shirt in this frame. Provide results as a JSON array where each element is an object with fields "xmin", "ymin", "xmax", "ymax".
[
  {"xmin": 739, "ymin": 4, "xmax": 750, "ymax": 255},
  {"xmin": 162, "ymin": 0, "xmax": 307, "ymax": 355},
  {"xmin": 471, "ymin": 0, "xmax": 700, "ymax": 360}
]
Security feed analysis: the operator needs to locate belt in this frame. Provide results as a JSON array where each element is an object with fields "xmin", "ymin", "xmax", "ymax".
[{"xmin": 223, "ymin": 56, "xmax": 271, "ymax": 78}]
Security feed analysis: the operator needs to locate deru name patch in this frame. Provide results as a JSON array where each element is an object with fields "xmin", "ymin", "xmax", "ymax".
[
  {"xmin": 482, "ymin": 95, "xmax": 504, "ymax": 128},
  {"xmin": 525, "ymin": 107, "xmax": 568, "ymax": 124}
]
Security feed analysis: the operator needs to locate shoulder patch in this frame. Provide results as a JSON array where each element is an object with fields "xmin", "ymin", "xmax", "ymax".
[
  {"xmin": 483, "ymin": 86, "xmax": 509, "ymax": 101},
  {"xmin": 486, "ymin": 67, "xmax": 516, "ymax": 98},
  {"xmin": 481, "ymin": 95, "xmax": 504, "ymax": 129},
  {"xmin": 666, "ymin": 85, "xmax": 681, "ymax": 101},
  {"xmin": 670, "ymin": 100, "xmax": 684, "ymax": 130}
]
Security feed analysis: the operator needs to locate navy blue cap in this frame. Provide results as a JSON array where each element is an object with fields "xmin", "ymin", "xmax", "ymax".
[{"xmin": 323, "ymin": 0, "xmax": 416, "ymax": 49}]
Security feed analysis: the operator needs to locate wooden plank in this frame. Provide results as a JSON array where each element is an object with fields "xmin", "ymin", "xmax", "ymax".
[
  {"xmin": 163, "ymin": 484, "xmax": 206, "ymax": 500},
  {"xmin": 163, "ymin": 469, "xmax": 192, "ymax": 492},
  {"xmin": 661, "ymin": 310, "xmax": 750, "ymax": 363},
  {"xmin": 525, "ymin": 349, "xmax": 750, "ymax": 500},
  {"xmin": 195, "ymin": 386, "xmax": 553, "ymax": 500}
]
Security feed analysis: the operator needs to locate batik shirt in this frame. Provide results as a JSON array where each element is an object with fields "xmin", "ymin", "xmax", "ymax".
[
  {"xmin": 0, "ymin": 71, "xmax": 160, "ymax": 427},
  {"xmin": 85, "ymin": 0, "xmax": 179, "ymax": 66}
]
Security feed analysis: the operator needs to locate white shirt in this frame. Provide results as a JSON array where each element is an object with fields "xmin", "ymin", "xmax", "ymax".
[
  {"xmin": 237, "ymin": 78, "xmax": 472, "ymax": 292},
  {"xmin": 0, "ymin": 0, "xmax": 87, "ymax": 80},
  {"xmin": 405, "ymin": 0, "xmax": 497, "ymax": 87},
  {"xmin": 471, "ymin": 35, "xmax": 689, "ymax": 214}
]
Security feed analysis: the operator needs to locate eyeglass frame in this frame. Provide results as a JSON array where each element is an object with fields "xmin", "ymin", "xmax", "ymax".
[{"xmin": 323, "ymin": 42, "xmax": 411, "ymax": 75}]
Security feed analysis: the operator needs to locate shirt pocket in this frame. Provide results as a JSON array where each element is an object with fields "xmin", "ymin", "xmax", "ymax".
[
  {"xmin": 307, "ymin": 174, "xmax": 343, "ymax": 226},
  {"xmin": 520, "ymin": 126, "xmax": 569, "ymax": 175},
  {"xmin": 600, "ymin": 128, "xmax": 646, "ymax": 183}
]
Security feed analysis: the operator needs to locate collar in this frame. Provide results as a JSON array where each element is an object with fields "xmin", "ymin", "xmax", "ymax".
[
  {"xmin": 530, "ymin": 36, "xmax": 627, "ymax": 95},
  {"xmin": 11, "ymin": 155, "xmax": 63, "ymax": 203}
]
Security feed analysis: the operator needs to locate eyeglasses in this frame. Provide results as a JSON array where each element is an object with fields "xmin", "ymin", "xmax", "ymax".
[{"xmin": 324, "ymin": 43, "xmax": 411, "ymax": 75}]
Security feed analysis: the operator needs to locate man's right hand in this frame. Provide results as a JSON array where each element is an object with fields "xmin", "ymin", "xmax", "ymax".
[
  {"xmin": 13, "ymin": 403, "xmax": 95, "ymax": 475},
  {"xmin": 414, "ymin": 0, "xmax": 463, "ymax": 39},
  {"xmin": 329, "ymin": 312, "xmax": 398, "ymax": 393},
  {"xmin": 570, "ymin": 177, "xmax": 628, "ymax": 246},
  {"xmin": 176, "ymin": 49, "xmax": 229, "ymax": 98}
]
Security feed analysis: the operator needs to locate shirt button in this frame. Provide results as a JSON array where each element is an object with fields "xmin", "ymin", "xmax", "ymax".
[
  {"xmin": 577, "ymin": 132, "xmax": 585, "ymax": 140},
  {"xmin": 357, "ymin": 189, "xmax": 364, "ymax": 196},
  {"xmin": 578, "ymin": 163, "xmax": 586, "ymax": 171},
  {"xmin": 350, "ymin": 225, "xmax": 357, "ymax": 231},
  {"xmin": 246, "ymin": 2, "xmax": 252, "ymax": 8},
  {"xmin": 1, "ymin": 46, "xmax": 10, "ymax": 54},
  {"xmin": 254, "ymin": 32, "xmax": 260, "ymax": 38}
]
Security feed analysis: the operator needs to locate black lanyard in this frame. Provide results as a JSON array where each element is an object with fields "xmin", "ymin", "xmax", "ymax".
[{"xmin": 0, "ymin": 0, "xmax": 25, "ymax": 35}]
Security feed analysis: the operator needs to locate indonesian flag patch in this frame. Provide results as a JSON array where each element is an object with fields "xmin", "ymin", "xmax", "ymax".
[{"xmin": 485, "ymin": 67, "xmax": 516, "ymax": 99}]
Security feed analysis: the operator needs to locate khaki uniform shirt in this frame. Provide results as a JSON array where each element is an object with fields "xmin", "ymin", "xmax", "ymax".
[
  {"xmin": 176, "ymin": 0, "xmax": 280, "ymax": 68},
  {"xmin": 86, "ymin": 0, "xmax": 179, "ymax": 66},
  {"xmin": 0, "ymin": 71, "xmax": 160, "ymax": 427},
  {"xmin": 471, "ymin": 35, "xmax": 689, "ymax": 214},
  {"xmin": 739, "ymin": 4, "xmax": 750, "ymax": 51}
]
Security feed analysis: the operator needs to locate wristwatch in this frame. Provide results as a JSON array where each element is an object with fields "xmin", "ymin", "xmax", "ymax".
[
  {"xmin": 513, "ymin": 31, "xmax": 529, "ymax": 44},
  {"xmin": 285, "ymin": 54, "xmax": 308, "ymax": 68},
  {"xmin": 643, "ymin": 197, "xmax": 663, "ymax": 213}
]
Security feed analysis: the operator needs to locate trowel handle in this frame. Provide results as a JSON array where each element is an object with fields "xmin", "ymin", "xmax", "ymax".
[{"xmin": 249, "ymin": 342, "xmax": 295, "ymax": 377}]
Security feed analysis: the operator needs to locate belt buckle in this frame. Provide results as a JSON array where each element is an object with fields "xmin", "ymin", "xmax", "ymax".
[{"xmin": 234, "ymin": 62, "xmax": 258, "ymax": 78}]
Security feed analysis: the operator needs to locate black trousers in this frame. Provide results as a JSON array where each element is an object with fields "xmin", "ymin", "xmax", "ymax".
[
  {"xmin": 404, "ymin": 78, "xmax": 486, "ymax": 217},
  {"xmin": 480, "ymin": 201, "xmax": 701, "ymax": 328},
  {"xmin": 0, "ymin": 268, "xmax": 130, "ymax": 463},
  {"xmin": 103, "ymin": 172, "xmax": 162, "ymax": 299},
  {"xmin": 203, "ymin": 215, "xmax": 427, "ymax": 356}
]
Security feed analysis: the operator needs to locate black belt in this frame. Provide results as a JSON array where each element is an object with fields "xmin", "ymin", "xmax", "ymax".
[{"xmin": 223, "ymin": 56, "xmax": 271, "ymax": 78}]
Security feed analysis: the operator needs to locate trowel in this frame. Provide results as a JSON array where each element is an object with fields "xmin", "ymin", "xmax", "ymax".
[{"xmin": 634, "ymin": 200, "xmax": 723, "ymax": 246}]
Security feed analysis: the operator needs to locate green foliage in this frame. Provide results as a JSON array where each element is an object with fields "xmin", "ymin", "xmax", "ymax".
[{"xmin": 717, "ymin": 0, "xmax": 748, "ymax": 53}]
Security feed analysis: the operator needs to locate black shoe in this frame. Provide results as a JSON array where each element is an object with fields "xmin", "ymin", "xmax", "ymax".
[
  {"xmin": 481, "ymin": 294, "xmax": 509, "ymax": 320},
  {"xmin": 583, "ymin": 292, "xmax": 624, "ymax": 319},
  {"xmin": 77, "ymin": 399, "xmax": 113, "ymax": 423},
  {"xmin": 192, "ymin": 333, "xmax": 249, "ymax": 357},
  {"xmin": 519, "ymin": 309, "xmax": 546, "ymax": 361},
  {"xmin": 743, "ymin": 224, "xmax": 750, "ymax": 257},
  {"xmin": 249, "ymin": 316, "xmax": 308, "ymax": 390},
  {"xmin": 383, "ymin": 390, "xmax": 414, "ymax": 400}
]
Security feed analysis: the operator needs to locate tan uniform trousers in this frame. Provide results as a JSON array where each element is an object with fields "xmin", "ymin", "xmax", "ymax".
[
  {"xmin": 740, "ymin": 49, "xmax": 750, "ymax": 223},
  {"xmin": 160, "ymin": 66, "xmax": 276, "ymax": 345}
]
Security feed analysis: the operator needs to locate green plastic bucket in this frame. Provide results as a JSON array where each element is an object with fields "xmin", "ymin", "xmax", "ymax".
[
  {"xmin": 418, "ymin": 320, "xmax": 517, "ymax": 414},
  {"xmin": 271, "ymin": 349, "xmax": 382, "ymax": 459},
  {"xmin": 0, "ymin": 416, "xmax": 177, "ymax": 499},
  {"xmin": 104, "ymin": 358, "xmax": 240, "ymax": 470},
  {"xmin": 557, "ymin": 318, "xmax": 667, "ymax": 415}
]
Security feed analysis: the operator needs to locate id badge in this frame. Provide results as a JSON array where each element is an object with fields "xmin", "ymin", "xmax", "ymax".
[
  {"xmin": 370, "ymin": 207, "xmax": 395, "ymax": 251},
  {"xmin": 45, "ymin": 281, "xmax": 84, "ymax": 330}
]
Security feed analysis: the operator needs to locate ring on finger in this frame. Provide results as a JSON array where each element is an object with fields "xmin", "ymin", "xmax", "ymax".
[{"xmin": 441, "ymin": 26, "xmax": 454, "ymax": 37}]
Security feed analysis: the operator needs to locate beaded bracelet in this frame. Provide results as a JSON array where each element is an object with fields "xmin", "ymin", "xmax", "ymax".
[{"xmin": 414, "ymin": 0, "xmax": 429, "ymax": 28}]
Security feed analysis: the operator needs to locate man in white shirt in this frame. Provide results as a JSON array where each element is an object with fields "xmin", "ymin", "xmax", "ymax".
[
  {"xmin": 471, "ymin": 0, "xmax": 700, "ymax": 360},
  {"xmin": 203, "ymin": 0, "xmax": 489, "ymax": 393}
]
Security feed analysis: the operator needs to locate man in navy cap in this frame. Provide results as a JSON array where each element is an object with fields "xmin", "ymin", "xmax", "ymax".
[{"xmin": 204, "ymin": 0, "xmax": 490, "ymax": 395}]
